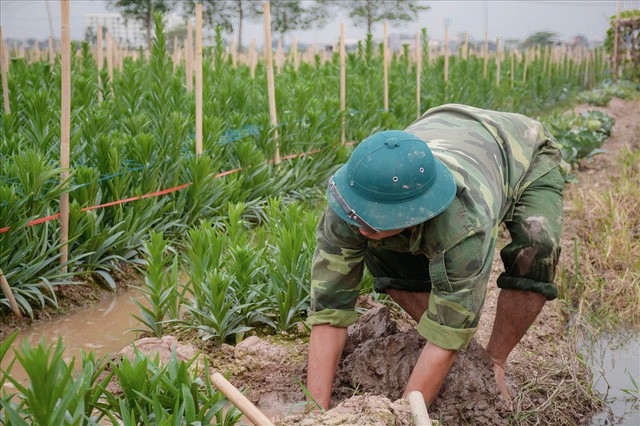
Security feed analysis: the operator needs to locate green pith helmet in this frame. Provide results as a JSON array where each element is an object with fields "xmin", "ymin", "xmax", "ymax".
[{"xmin": 327, "ymin": 130, "xmax": 456, "ymax": 231}]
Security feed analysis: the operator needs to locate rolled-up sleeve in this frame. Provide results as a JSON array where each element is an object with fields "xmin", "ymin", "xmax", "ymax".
[
  {"xmin": 307, "ymin": 208, "xmax": 367, "ymax": 327},
  {"xmin": 416, "ymin": 223, "xmax": 498, "ymax": 350}
]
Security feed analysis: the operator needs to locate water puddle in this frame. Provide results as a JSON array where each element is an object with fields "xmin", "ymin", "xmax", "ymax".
[
  {"xmin": 1, "ymin": 288, "xmax": 143, "ymax": 389},
  {"xmin": 580, "ymin": 330, "xmax": 640, "ymax": 425}
]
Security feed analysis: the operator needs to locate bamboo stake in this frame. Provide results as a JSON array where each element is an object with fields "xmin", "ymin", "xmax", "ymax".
[
  {"xmin": 230, "ymin": 37, "xmax": 237, "ymax": 68},
  {"xmin": 612, "ymin": 0, "xmax": 620, "ymax": 79},
  {"xmin": 583, "ymin": 51, "xmax": 590, "ymax": 88},
  {"xmin": 249, "ymin": 37, "xmax": 256, "ymax": 79},
  {"xmin": 60, "ymin": 0, "xmax": 71, "ymax": 273},
  {"xmin": 1, "ymin": 27, "xmax": 10, "ymax": 114},
  {"xmin": 34, "ymin": 37, "xmax": 41, "ymax": 62},
  {"xmin": 195, "ymin": 3, "xmax": 203, "ymax": 155},
  {"xmin": 510, "ymin": 51, "xmax": 515, "ymax": 89},
  {"xmin": 293, "ymin": 35, "xmax": 299, "ymax": 71},
  {"xmin": 408, "ymin": 391, "xmax": 432, "ymax": 426},
  {"xmin": 495, "ymin": 37, "xmax": 500, "ymax": 87},
  {"xmin": 276, "ymin": 38, "xmax": 283, "ymax": 73},
  {"xmin": 463, "ymin": 31, "xmax": 469, "ymax": 60},
  {"xmin": 340, "ymin": 22, "xmax": 346, "ymax": 145},
  {"xmin": 383, "ymin": 21, "xmax": 389, "ymax": 111},
  {"xmin": 186, "ymin": 19, "xmax": 193, "ymax": 91},
  {"xmin": 416, "ymin": 31, "xmax": 422, "ymax": 119},
  {"xmin": 483, "ymin": 30, "xmax": 488, "ymax": 78},
  {"xmin": 444, "ymin": 25, "xmax": 449, "ymax": 83},
  {"xmin": 0, "ymin": 268, "xmax": 22, "ymax": 319},
  {"xmin": 97, "ymin": 25, "xmax": 103, "ymax": 103},
  {"xmin": 106, "ymin": 32, "xmax": 113, "ymax": 87},
  {"xmin": 210, "ymin": 373, "xmax": 275, "ymax": 426},
  {"xmin": 523, "ymin": 49, "xmax": 528, "ymax": 83},
  {"xmin": 49, "ymin": 36, "xmax": 55, "ymax": 68},
  {"xmin": 263, "ymin": 1, "xmax": 280, "ymax": 165},
  {"xmin": 172, "ymin": 36, "xmax": 178, "ymax": 72}
]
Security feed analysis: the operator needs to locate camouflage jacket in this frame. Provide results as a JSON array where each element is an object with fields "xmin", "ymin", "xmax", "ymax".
[{"xmin": 307, "ymin": 104, "xmax": 562, "ymax": 350}]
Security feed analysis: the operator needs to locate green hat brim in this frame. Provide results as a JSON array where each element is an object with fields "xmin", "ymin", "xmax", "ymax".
[{"xmin": 327, "ymin": 157, "xmax": 457, "ymax": 231}]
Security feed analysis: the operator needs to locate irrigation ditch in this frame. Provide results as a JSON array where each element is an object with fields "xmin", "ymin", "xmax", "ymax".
[{"xmin": 0, "ymin": 97, "xmax": 638, "ymax": 425}]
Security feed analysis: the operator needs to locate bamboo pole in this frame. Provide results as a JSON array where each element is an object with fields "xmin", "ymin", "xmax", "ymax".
[
  {"xmin": 407, "ymin": 391, "xmax": 432, "ymax": 426},
  {"xmin": 230, "ymin": 37, "xmax": 237, "ymax": 68},
  {"xmin": 444, "ymin": 25, "xmax": 449, "ymax": 83},
  {"xmin": 97, "ymin": 25, "xmax": 103, "ymax": 103},
  {"xmin": 416, "ymin": 31, "xmax": 422, "ymax": 119},
  {"xmin": 483, "ymin": 30, "xmax": 488, "ymax": 78},
  {"xmin": 293, "ymin": 35, "xmax": 299, "ymax": 71},
  {"xmin": 49, "ymin": 35, "xmax": 55, "ymax": 68},
  {"xmin": 383, "ymin": 21, "xmax": 389, "ymax": 111},
  {"xmin": 60, "ymin": 0, "xmax": 71, "ymax": 273},
  {"xmin": 249, "ymin": 37, "xmax": 256, "ymax": 79},
  {"xmin": 0, "ymin": 268, "xmax": 22, "ymax": 319},
  {"xmin": 1, "ymin": 27, "xmax": 10, "ymax": 114},
  {"xmin": 495, "ymin": 37, "xmax": 500, "ymax": 87},
  {"xmin": 340, "ymin": 23, "xmax": 346, "ymax": 145},
  {"xmin": 583, "ymin": 51, "xmax": 590, "ymax": 88},
  {"xmin": 263, "ymin": 1, "xmax": 280, "ymax": 165},
  {"xmin": 210, "ymin": 373, "xmax": 275, "ymax": 426},
  {"xmin": 510, "ymin": 51, "xmax": 515, "ymax": 89},
  {"xmin": 463, "ymin": 31, "xmax": 469, "ymax": 60},
  {"xmin": 523, "ymin": 49, "xmax": 528, "ymax": 83},
  {"xmin": 612, "ymin": 0, "xmax": 620, "ymax": 79},
  {"xmin": 172, "ymin": 36, "xmax": 178, "ymax": 72},
  {"xmin": 276, "ymin": 38, "xmax": 283, "ymax": 73},
  {"xmin": 195, "ymin": 3, "xmax": 203, "ymax": 155},
  {"xmin": 186, "ymin": 19, "xmax": 193, "ymax": 91},
  {"xmin": 106, "ymin": 32, "xmax": 113, "ymax": 87},
  {"xmin": 34, "ymin": 37, "xmax": 41, "ymax": 62}
]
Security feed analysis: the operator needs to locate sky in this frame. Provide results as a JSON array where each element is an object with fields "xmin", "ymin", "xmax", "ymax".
[{"xmin": 0, "ymin": 1, "xmax": 635, "ymax": 45}]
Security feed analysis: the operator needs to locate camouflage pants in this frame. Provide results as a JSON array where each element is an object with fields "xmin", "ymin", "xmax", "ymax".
[{"xmin": 364, "ymin": 167, "xmax": 564, "ymax": 300}]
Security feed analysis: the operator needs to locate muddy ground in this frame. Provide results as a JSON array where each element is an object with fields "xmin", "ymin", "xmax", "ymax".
[{"xmin": 1, "ymin": 98, "xmax": 638, "ymax": 425}]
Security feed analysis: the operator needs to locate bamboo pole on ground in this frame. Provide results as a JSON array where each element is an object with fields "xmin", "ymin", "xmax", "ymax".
[
  {"xmin": 97, "ymin": 25, "xmax": 103, "ymax": 103},
  {"xmin": 340, "ymin": 23, "xmax": 346, "ymax": 145},
  {"xmin": 383, "ymin": 21, "xmax": 389, "ymax": 111},
  {"xmin": 60, "ymin": 0, "xmax": 71, "ymax": 273},
  {"xmin": 186, "ymin": 19, "xmax": 193, "ymax": 91},
  {"xmin": 263, "ymin": 1, "xmax": 280, "ymax": 165},
  {"xmin": 407, "ymin": 391, "xmax": 432, "ymax": 426},
  {"xmin": 210, "ymin": 373, "xmax": 275, "ymax": 426},
  {"xmin": 1, "ymin": 27, "xmax": 10, "ymax": 114},
  {"xmin": 195, "ymin": 3, "xmax": 203, "ymax": 155},
  {"xmin": 0, "ymin": 268, "xmax": 22, "ymax": 319},
  {"xmin": 416, "ymin": 31, "xmax": 422, "ymax": 119}
]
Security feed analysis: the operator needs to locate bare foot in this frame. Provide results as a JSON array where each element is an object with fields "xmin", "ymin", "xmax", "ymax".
[{"xmin": 493, "ymin": 362, "xmax": 514, "ymax": 411}]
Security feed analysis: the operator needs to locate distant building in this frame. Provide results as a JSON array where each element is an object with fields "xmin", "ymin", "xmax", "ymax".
[{"xmin": 83, "ymin": 13, "xmax": 146, "ymax": 48}]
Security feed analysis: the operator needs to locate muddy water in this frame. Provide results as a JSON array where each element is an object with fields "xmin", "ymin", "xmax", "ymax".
[
  {"xmin": 581, "ymin": 330, "xmax": 640, "ymax": 425},
  {"xmin": 1, "ymin": 289, "xmax": 142, "ymax": 390}
]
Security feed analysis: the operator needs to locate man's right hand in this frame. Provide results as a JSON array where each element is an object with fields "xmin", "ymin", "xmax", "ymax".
[{"xmin": 306, "ymin": 324, "xmax": 348, "ymax": 411}]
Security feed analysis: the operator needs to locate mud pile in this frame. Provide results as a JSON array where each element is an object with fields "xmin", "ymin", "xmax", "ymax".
[{"xmin": 334, "ymin": 306, "xmax": 513, "ymax": 424}]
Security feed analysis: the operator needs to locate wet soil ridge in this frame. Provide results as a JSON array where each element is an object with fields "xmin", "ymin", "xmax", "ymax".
[{"xmin": 334, "ymin": 307, "xmax": 512, "ymax": 424}]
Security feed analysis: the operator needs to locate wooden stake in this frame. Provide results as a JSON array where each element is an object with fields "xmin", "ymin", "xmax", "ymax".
[
  {"xmin": 444, "ymin": 25, "xmax": 449, "ymax": 83},
  {"xmin": 97, "ymin": 25, "xmax": 103, "ymax": 103},
  {"xmin": 263, "ymin": 1, "xmax": 280, "ymax": 165},
  {"xmin": 210, "ymin": 373, "xmax": 275, "ymax": 426},
  {"xmin": 293, "ymin": 35, "xmax": 299, "ymax": 71},
  {"xmin": 495, "ymin": 37, "xmax": 500, "ymax": 87},
  {"xmin": 60, "ymin": 0, "xmax": 71, "ymax": 273},
  {"xmin": 249, "ymin": 37, "xmax": 256, "ymax": 79},
  {"xmin": 49, "ymin": 36, "xmax": 55, "ymax": 68},
  {"xmin": 408, "ymin": 391, "xmax": 432, "ymax": 426},
  {"xmin": 340, "ymin": 22, "xmax": 346, "ymax": 145},
  {"xmin": 0, "ymin": 268, "xmax": 22, "ymax": 319},
  {"xmin": 106, "ymin": 32, "xmax": 113, "ymax": 87},
  {"xmin": 510, "ymin": 51, "xmax": 515, "ymax": 89},
  {"xmin": 230, "ymin": 37, "xmax": 237, "ymax": 68},
  {"xmin": 173, "ymin": 36, "xmax": 178, "ymax": 72},
  {"xmin": 276, "ymin": 38, "xmax": 283, "ymax": 73},
  {"xmin": 186, "ymin": 19, "xmax": 193, "ymax": 91},
  {"xmin": 1, "ymin": 27, "xmax": 10, "ymax": 114},
  {"xmin": 34, "ymin": 37, "xmax": 41, "ymax": 62},
  {"xmin": 416, "ymin": 31, "xmax": 422, "ymax": 119},
  {"xmin": 483, "ymin": 30, "xmax": 488, "ymax": 78},
  {"xmin": 195, "ymin": 3, "xmax": 203, "ymax": 155},
  {"xmin": 463, "ymin": 31, "xmax": 469, "ymax": 60},
  {"xmin": 523, "ymin": 49, "xmax": 528, "ymax": 83},
  {"xmin": 383, "ymin": 21, "xmax": 389, "ymax": 111}
]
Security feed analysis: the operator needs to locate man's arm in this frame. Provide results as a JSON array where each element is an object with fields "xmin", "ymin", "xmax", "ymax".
[
  {"xmin": 306, "ymin": 324, "xmax": 348, "ymax": 411},
  {"xmin": 403, "ymin": 342, "xmax": 457, "ymax": 406}
]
